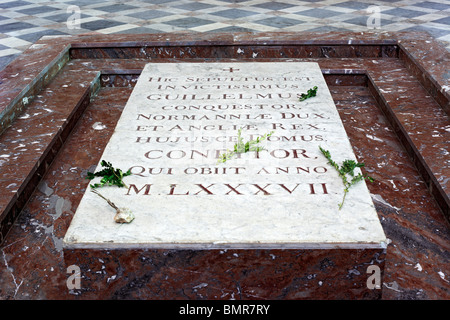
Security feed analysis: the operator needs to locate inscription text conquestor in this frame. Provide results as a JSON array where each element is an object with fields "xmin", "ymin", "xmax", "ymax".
[{"xmin": 123, "ymin": 64, "xmax": 334, "ymax": 197}]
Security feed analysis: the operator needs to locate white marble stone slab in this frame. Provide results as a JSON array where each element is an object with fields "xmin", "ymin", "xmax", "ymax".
[{"xmin": 63, "ymin": 62, "xmax": 387, "ymax": 249}]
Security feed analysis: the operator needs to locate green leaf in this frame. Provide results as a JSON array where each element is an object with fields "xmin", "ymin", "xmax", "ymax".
[
  {"xmin": 319, "ymin": 147, "xmax": 374, "ymax": 210},
  {"xmin": 299, "ymin": 86, "xmax": 318, "ymax": 101},
  {"xmin": 86, "ymin": 160, "xmax": 130, "ymax": 189},
  {"xmin": 218, "ymin": 128, "xmax": 274, "ymax": 163}
]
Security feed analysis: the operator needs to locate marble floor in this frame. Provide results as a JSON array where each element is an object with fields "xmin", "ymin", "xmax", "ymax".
[{"xmin": 1, "ymin": 0, "xmax": 450, "ymax": 71}]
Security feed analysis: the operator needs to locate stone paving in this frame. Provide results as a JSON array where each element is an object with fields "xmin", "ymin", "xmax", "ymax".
[{"xmin": 1, "ymin": 0, "xmax": 450, "ymax": 70}]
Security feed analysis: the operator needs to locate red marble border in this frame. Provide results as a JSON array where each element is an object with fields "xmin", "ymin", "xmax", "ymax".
[{"xmin": 0, "ymin": 40, "xmax": 448, "ymax": 298}]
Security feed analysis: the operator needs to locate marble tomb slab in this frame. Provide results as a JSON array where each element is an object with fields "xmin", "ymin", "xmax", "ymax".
[{"xmin": 63, "ymin": 62, "xmax": 387, "ymax": 250}]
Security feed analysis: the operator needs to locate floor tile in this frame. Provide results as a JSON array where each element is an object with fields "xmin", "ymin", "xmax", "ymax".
[
  {"xmin": 3, "ymin": 26, "xmax": 47, "ymax": 37},
  {"xmin": 190, "ymin": 21, "xmax": 231, "ymax": 32},
  {"xmin": 0, "ymin": 49, "xmax": 20, "ymax": 59},
  {"xmin": 252, "ymin": 1, "xmax": 297, "ymax": 11},
  {"xmin": 294, "ymin": 8, "xmax": 346, "ymax": 19},
  {"xmin": 93, "ymin": 4, "xmax": 140, "ymax": 13},
  {"xmin": 81, "ymin": 19, "xmax": 124, "ymax": 31},
  {"xmin": 414, "ymin": 1, "xmax": 450, "ymax": 11},
  {"xmin": 209, "ymin": 25, "xmax": 254, "ymax": 32},
  {"xmin": 0, "ymin": 36, "xmax": 31, "ymax": 47},
  {"xmin": 411, "ymin": 12, "xmax": 449, "ymax": 22},
  {"xmin": 114, "ymin": 26, "xmax": 163, "ymax": 34},
  {"xmin": 256, "ymin": 16, "xmax": 305, "ymax": 28},
  {"xmin": 174, "ymin": 2, "xmax": 216, "ymax": 11},
  {"xmin": 96, "ymin": 23, "xmax": 142, "ymax": 34},
  {"xmin": 332, "ymin": 1, "xmax": 372, "ymax": 10},
  {"xmin": 163, "ymin": 16, "xmax": 215, "ymax": 28},
  {"xmin": 14, "ymin": 29, "xmax": 68, "ymax": 43},
  {"xmin": 16, "ymin": 5, "xmax": 59, "ymax": 15},
  {"xmin": 402, "ymin": 24, "xmax": 450, "ymax": 38},
  {"xmin": 43, "ymin": 13, "xmax": 91, "ymax": 23},
  {"xmin": 139, "ymin": 0, "xmax": 180, "ymax": 4},
  {"xmin": 0, "ymin": 1, "xmax": 32, "ymax": 9},
  {"xmin": 0, "ymin": 21, "xmax": 36, "ymax": 33},
  {"xmin": 67, "ymin": 0, "xmax": 106, "ymax": 6},
  {"xmin": 210, "ymin": 8, "xmax": 259, "ymax": 19},
  {"xmin": 127, "ymin": 10, "xmax": 173, "ymax": 20},
  {"xmin": 382, "ymin": 7, "xmax": 430, "ymax": 19},
  {"xmin": 432, "ymin": 16, "xmax": 450, "ymax": 25},
  {"xmin": 306, "ymin": 25, "xmax": 350, "ymax": 32},
  {"xmin": 217, "ymin": 0, "xmax": 254, "ymax": 3},
  {"xmin": 343, "ymin": 15, "xmax": 395, "ymax": 28}
]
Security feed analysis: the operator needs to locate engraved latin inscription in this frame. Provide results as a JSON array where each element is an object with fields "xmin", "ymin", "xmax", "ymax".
[{"xmin": 64, "ymin": 62, "xmax": 387, "ymax": 248}]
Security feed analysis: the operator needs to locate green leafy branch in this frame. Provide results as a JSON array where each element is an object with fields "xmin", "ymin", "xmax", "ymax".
[
  {"xmin": 218, "ymin": 128, "xmax": 274, "ymax": 163},
  {"xmin": 299, "ymin": 86, "xmax": 318, "ymax": 101},
  {"xmin": 319, "ymin": 146, "xmax": 374, "ymax": 210},
  {"xmin": 86, "ymin": 160, "xmax": 131, "ymax": 189}
]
